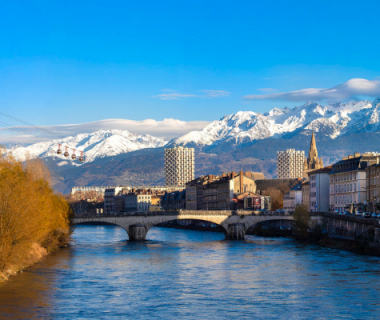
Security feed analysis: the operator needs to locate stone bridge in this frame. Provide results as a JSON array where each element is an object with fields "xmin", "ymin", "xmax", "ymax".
[{"xmin": 73, "ymin": 210, "xmax": 294, "ymax": 240}]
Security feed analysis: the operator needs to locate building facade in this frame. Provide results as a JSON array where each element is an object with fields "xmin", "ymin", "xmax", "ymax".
[
  {"xmin": 104, "ymin": 187, "xmax": 124, "ymax": 213},
  {"xmin": 165, "ymin": 147, "xmax": 195, "ymax": 186},
  {"xmin": 301, "ymin": 180, "xmax": 310, "ymax": 211},
  {"xmin": 161, "ymin": 190, "xmax": 186, "ymax": 210},
  {"xmin": 125, "ymin": 192, "xmax": 152, "ymax": 212},
  {"xmin": 185, "ymin": 171, "xmax": 259, "ymax": 210},
  {"xmin": 283, "ymin": 184, "xmax": 303, "ymax": 211},
  {"xmin": 365, "ymin": 162, "xmax": 380, "ymax": 212},
  {"xmin": 308, "ymin": 166, "xmax": 332, "ymax": 212},
  {"xmin": 277, "ymin": 149, "xmax": 305, "ymax": 179},
  {"xmin": 329, "ymin": 153, "xmax": 380, "ymax": 213}
]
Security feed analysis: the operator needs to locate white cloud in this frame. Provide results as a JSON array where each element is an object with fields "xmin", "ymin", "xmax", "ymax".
[
  {"xmin": 244, "ymin": 78, "xmax": 380, "ymax": 102},
  {"xmin": 153, "ymin": 93, "xmax": 198, "ymax": 100},
  {"xmin": 153, "ymin": 89, "xmax": 230, "ymax": 100},
  {"xmin": 0, "ymin": 118, "xmax": 210, "ymax": 145},
  {"xmin": 200, "ymin": 90, "xmax": 231, "ymax": 97},
  {"xmin": 257, "ymin": 88, "xmax": 276, "ymax": 92}
]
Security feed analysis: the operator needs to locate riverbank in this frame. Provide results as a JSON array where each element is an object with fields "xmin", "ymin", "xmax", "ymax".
[
  {"xmin": 0, "ymin": 243, "xmax": 48, "ymax": 282},
  {"xmin": 158, "ymin": 222, "xmax": 380, "ymax": 257},
  {"xmin": 0, "ymin": 231, "xmax": 71, "ymax": 283},
  {"xmin": 250, "ymin": 224, "xmax": 380, "ymax": 257},
  {"xmin": 0, "ymin": 155, "xmax": 73, "ymax": 283}
]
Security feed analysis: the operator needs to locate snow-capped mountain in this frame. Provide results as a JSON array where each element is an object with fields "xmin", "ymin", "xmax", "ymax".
[
  {"xmin": 9, "ymin": 129, "xmax": 167, "ymax": 167},
  {"xmin": 7, "ymin": 98, "xmax": 380, "ymax": 172},
  {"xmin": 172, "ymin": 98, "xmax": 380, "ymax": 147}
]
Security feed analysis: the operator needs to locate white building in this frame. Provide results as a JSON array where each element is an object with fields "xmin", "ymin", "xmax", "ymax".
[
  {"xmin": 329, "ymin": 153, "xmax": 380, "ymax": 213},
  {"xmin": 165, "ymin": 146, "xmax": 195, "ymax": 186},
  {"xmin": 283, "ymin": 183, "xmax": 303, "ymax": 211},
  {"xmin": 277, "ymin": 149, "xmax": 305, "ymax": 179},
  {"xmin": 125, "ymin": 193, "xmax": 152, "ymax": 212},
  {"xmin": 104, "ymin": 187, "xmax": 124, "ymax": 213},
  {"xmin": 308, "ymin": 166, "xmax": 332, "ymax": 212}
]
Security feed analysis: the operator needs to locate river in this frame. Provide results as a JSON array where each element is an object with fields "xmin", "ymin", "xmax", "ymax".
[{"xmin": 1, "ymin": 225, "xmax": 380, "ymax": 319}]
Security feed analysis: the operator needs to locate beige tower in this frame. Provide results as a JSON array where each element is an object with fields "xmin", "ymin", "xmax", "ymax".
[
  {"xmin": 165, "ymin": 146, "xmax": 195, "ymax": 186},
  {"xmin": 303, "ymin": 131, "xmax": 323, "ymax": 177}
]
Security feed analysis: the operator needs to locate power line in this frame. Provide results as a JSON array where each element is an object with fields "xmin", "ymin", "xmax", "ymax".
[
  {"xmin": 0, "ymin": 111, "xmax": 66, "ymax": 140},
  {"xmin": 0, "ymin": 120, "xmax": 86, "ymax": 162}
]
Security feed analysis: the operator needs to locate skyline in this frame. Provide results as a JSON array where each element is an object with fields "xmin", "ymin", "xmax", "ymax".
[{"xmin": 1, "ymin": 0, "xmax": 380, "ymax": 143}]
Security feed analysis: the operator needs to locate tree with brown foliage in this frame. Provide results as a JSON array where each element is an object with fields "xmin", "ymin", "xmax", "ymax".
[
  {"xmin": 0, "ymin": 151, "xmax": 73, "ymax": 279},
  {"xmin": 263, "ymin": 182, "xmax": 292, "ymax": 210}
]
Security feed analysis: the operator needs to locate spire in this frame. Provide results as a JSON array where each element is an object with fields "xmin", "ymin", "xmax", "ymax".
[
  {"xmin": 309, "ymin": 130, "xmax": 317, "ymax": 153},
  {"xmin": 308, "ymin": 130, "xmax": 318, "ymax": 159}
]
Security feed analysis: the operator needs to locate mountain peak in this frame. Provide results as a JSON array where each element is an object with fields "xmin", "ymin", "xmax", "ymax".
[{"xmin": 9, "ymin": 129, "xmax": 167, "ymax": 166}]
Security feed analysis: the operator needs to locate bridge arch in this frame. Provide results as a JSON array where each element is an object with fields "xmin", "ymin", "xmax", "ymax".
[
  {"xmin": 73, "ymin": 212, "xmax": 294, "ymax": 241},
  {"xmin": 74, "ymin": 220, "xmax": 132, "ymax": 238},
  {"xmin": 143, "ymin": 217, "xmax": 229, "ymax": 240}
]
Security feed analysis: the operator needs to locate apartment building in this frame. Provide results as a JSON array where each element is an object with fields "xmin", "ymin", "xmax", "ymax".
[
  {"xmin": 165, "ymin": 146, "xmax": 195, "ymax": 186},
  {"xmin": 329, "ymin": 153, "xmax": 380, "ymax": 213},
  {"xmin": 186, "ymin": 171, "xmax": 259, "ymax": 210},
  {"xmin": 301, "ymin": 180, "xmax": 310, "ymax": 211},
  {"xmin": 277, "ymin": 149, "xmax": 305, "ymax": 179},
  {"xmin": 308, "ymin": 166, "xmax": 332, "ymax": 212},
  {"xmin": 104, "ymin": 187, "xmax": 124, "ymax": 213},
  {"xmin": 365, "ymin": 161, "xmax": 380, "ymax": 212},
  {"xmin": 283, "ymin": 184, "xmax": 302, "ymax": 211},
  {"xmin": 125, "ymin": 192, "xmax": 152, "ymax": 212}
]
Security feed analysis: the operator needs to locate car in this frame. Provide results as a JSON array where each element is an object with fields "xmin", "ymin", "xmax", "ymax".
[
  {"xmin": 363, "ymin": 212, "xmax": 371, "ymax": 218},
  {"xmin": 355, "ymin": 211, "xmax": 363, "ymax": 216},
  {"xmin": 339, "ymin": 211, "xmax": 345, "ymax": 215},
  {"xmin": 373, "ymin": 213, "xmax": 380, "ymax": 218},
  {"xmin": 344, "ymin": 211, "xmax": 351, "ymax": 215},
  {"xmin": 280, "ymin": 226, "xmax": 287, "ymax": 230}
]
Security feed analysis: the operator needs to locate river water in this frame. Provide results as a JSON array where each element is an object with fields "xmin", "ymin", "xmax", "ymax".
[{"xmin": 1, "ymin": 225, "xmax": 380, "ymax": 319}]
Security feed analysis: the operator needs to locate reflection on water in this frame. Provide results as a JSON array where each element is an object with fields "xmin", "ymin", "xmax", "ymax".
[{"xmin": 1, "ymin": 225, "xmax": 380, "ymax": 319}]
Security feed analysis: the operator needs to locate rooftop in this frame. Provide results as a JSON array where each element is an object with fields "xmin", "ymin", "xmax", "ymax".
[{"xmin": 308, "ymin": 165, "xmax": 333, "ymax": 175}]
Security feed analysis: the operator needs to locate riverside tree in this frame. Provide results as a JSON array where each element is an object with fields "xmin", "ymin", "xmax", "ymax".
[
  {"xmin": 293, "ymin": 204, "xmax": 310, "ymax": 238},
  {"xmin": 0, "ymin": 150, "xmax": 73, "ymax": 276}
]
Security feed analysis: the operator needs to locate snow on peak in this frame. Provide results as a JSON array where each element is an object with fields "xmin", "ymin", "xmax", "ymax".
[
  {"xmin": 8, "ymin": 129, "xmax": 167, "ymax": 166},
  {"xmin": 173, "ymin": 98, "xmax": 380, "ymax": 147}
]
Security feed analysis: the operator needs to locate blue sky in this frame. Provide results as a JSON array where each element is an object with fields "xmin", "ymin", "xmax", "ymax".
[{"xmin": 1, "ymin": 0, "xmax": 380, "ymax": 141}]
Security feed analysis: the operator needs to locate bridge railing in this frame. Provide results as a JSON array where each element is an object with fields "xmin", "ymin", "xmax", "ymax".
[{"xmin": 74, "ymin": 209, "xmax": 294, "ymax": 219}]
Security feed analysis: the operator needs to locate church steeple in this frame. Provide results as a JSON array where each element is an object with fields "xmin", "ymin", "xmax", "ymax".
[
  {"xmin": 304, "ymin": 130, "xmax": 323, "ymax": 175},
  {"xmin": 308, "ymin": 130, "xmax": 318, "ymax": 160}
]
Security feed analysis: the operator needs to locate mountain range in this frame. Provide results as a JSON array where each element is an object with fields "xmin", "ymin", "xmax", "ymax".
[{"xmin": 7, "ymin": 98, "xmax": 380, "ymax": 194}]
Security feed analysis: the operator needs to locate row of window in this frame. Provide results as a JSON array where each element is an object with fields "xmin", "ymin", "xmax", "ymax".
[
  {"xmin": 369, "ymin": 189, "xmax": 379, "ymax": 198},
  {"xmin": 331, "ymin": 183, "xmax": 357, "ymax": 193},
  {"xmin": 330, "ymin": 172, "xmax": 357, "ymax": 183},
  {"xmin": 368, "ymin": 177, "xmax": 380, "ymax": 186},
  {"xmin": 330, "ymin": 194, "xmax": 357, "ymax": 204}
]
